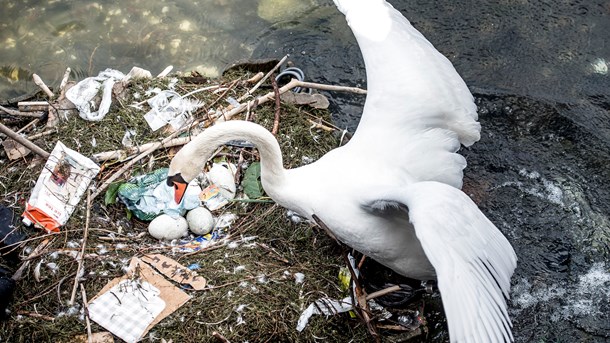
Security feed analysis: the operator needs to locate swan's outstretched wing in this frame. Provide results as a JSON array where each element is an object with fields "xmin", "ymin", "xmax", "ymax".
[
  {"xmin": 334, "ymin": 0, "xmax": 480, "ymax": 187},
  {"xmin": 335, "ymin": 0, "xmax": 479, "ymax": 144},
  {"xmin": 362, "ymin": 181, "xmax": 517, "ymax": 343}
]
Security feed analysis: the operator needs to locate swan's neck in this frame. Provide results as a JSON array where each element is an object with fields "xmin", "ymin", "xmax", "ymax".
[{"xmin": 176, "ymin": 121, "xmax": 287, "ymax": 194}]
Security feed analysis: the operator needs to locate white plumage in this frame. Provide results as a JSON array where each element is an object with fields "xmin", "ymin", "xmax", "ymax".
[{"xmin": 168, "ymin": 1, "xmax": 517, "ymax": 342}]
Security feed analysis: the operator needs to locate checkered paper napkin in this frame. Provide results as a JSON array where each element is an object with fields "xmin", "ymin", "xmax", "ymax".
[{"xmin": 88, "ymin": 279, "xmax": 166, "ymax": 343}]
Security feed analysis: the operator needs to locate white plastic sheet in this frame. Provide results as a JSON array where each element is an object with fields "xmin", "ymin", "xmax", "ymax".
[{"xmin": 66, "ymin": 67, "xmax": 153, "ymax": 121}]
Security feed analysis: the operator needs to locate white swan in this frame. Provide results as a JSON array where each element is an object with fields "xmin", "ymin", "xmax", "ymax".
[{"xmin": 168, "ymin": 0, "xmax": 517, "ymax": 342}]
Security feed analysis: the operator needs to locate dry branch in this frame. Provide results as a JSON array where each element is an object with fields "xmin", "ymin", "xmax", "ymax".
[
  {"xmin": 70, "ymin": 190, "xmax": 91, "ymax": 305},
  {"xmin": 59, "ymin": 67, "xmax": 71, "ymax": 91},
  {"xmin": 92, "ymin": 78, "xmax": 364, "ymax": 200},
  {"xmin": 91, "ymin": 136, "xmax": 193, "ymax": 162},
  {"xmin": 0, "ymin": 104, "xmax": 43, "ymax": 118},
  {"xmin": 33, "ymin": 74, "xmax": 54, "ymax": 99},
  {"xmin": 270, "ymin": 73, "xmax": 281, "ymax": 135},
  {"xmin": 365, "ymin": 285, "xmax": 401, "ymax": 301},
  {"xmin": 90, "ymin": 121, "xmax": 199, "ymax": 200},
  {"xmin": 80, "ymin": 284, "xmax": 93, "ymax": 343},
  {"xmin": 0, "ymin": 122, "xmax": 50, "ymax": 159},
  {"xmin": 18, "ymin": 101, "xmax": 49, "ymax": 112},
  {"xmin": 237, "ymin": 54, "xmax": 289, "ymax": 102}
]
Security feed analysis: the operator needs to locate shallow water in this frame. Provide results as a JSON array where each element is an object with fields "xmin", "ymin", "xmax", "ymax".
[
  {"xmin": 2, "ymin": 0, "xmax": 609, "ymax": 341},
  {"xmin": 0, "ymin": 0, "xmax": 318, "ymax": 101}
]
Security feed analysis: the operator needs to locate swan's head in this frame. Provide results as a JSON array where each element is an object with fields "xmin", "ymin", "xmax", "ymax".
[
  {"xmin": 166, "ymin": 133, "xmax": 216, "ymax": 204},
  {"xmin": 166, "ymin": 171, "xmax": 189, "ymax": 204},
  {"xmin": 166, "ymin": 120, "xmax": 285, "ymax": 204}
]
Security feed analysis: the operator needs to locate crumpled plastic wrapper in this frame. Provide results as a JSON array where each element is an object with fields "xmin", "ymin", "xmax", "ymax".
[
  {"xmin": 66, "ymin": 67, "xmax": 152, "ymax": 121},
  {"xmin": 117, "ymin": 168, "xmax": 200, "ymax": 221}
]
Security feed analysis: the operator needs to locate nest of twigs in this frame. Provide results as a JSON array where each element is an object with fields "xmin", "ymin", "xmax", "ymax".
[{"xmin": 0, "ymin": 64, "xmax": 445, "ymax": 342}]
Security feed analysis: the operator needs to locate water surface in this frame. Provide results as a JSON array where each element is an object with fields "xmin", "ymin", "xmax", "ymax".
[{"xmin": 1, "ymin": 0, "xmax": 609, "ymax": 341}]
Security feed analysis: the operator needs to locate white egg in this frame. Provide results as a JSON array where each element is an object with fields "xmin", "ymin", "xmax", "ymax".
[
  {"xmin": 148, "ymin": 214, "xmax": 188, "ymax": 240},
  {"xmin": 207, "ymin": 162, "xmax": 237, "ymax": 200},
  {"xmin": 186, "ymin": 207, "xmax": 215, "ymax": 235}
]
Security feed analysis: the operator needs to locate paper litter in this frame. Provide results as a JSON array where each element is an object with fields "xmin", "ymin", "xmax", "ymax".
[{"xmin": 22, "ymin": 141, "xmax": 100, "ymax": 232}]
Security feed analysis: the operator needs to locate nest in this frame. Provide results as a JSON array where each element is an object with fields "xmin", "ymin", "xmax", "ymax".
[{"xmin": 0, "ymin": 65, "xmax": 444, "ymax": 342}]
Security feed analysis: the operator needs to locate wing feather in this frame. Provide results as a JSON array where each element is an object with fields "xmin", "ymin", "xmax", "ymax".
[
  {"xmin": 361, "ymin": 181, "xmax": 517, "ymax": 343},
  {"xmin": 335, "ymin": 0, "xmax": 480, "ymax": 188},
  {"xmin": 335, "ymin": 0, "xmax": 480, "ymax": 146}
]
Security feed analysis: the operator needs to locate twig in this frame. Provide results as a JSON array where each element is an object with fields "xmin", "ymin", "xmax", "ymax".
[
  {"xmin": 312, "ymin": 214, "xmax": 379, "ymax": 341},
  {"xmin": 366, "ymin": 285, "xmax": 401, "ymax": 301},
  {"xmin": 201, "ymin": 79, "xmax": 241, "ymax": 120},
  {"xmin": 92, "ymin": 78, "xmax": 364, "ymax": 199},
  {"xmin": 204, "ymin": 268, "xmax": 286, "ymax": 291},
  {"xmin": 17, "ymin": 119, "xmax": 40, "ymax": 134},
  {"xmin": 212, "ymin": 79, "xmax": 365, "ymax": 123},
  {"xmin": 27, "ymin": 129, "xmax": 55, "ymax": 140},
  {"xmin": 0, "ymin": 105, "xmax": 43, "ymax": 118},
  {"xmin": 70, "ymin": 189, "xmax": 91, "ymax": 305},
  {"xmin": 157, "ymin": 65, "xmax": 173, "ymax": 78},
  {"xmin": 270, "ymin": 73, "xmax": 281, "ymax": 135},
  {"xmin": 91, "ymin": 136, "xmax": 193, "ymax": 162},
  {"xmin": 307, "ymin": 118, "xmax": 335, "ymax": 132},
  {"xmin": 90, "ymin": 117, "xmax": 201, "ymax": 200},
  {"xmin": 88, "ymin": 45, "xmax": 99, "ymax": 76},
  {"xmin": 212, "ymin": 331, "xmax": 231, "ymax": 343},
  {"xmin": 97, "ymin": 236, "xmax": 138, "ymax": 242},
  {"xmin": 237, "ymin": 54, "xmax": 289, "ymax": 102},
  {"xmin": 297, "ymin": 80, "xmax": 367, "ymax": 94},
  {"xmin": 16, "ymin": 311, "xmax": 55, "ymax": 321},
  {"xmin": 80, "ymin": 284, "xmax": 93, "ymax": 343},
  {"xmin": 18, "ymin": 101, "xmax": 49, "ymax": 112},
  {"xmin": 0, "ymin": 122, "xmax": 50, "ymax": 159},
  {"xmin": 256, "ymin": 242, "xmax": 290, "ymax": 264},
  {"xmin": 59, "ymin": 67, "xmax": 71, "ymax": 91},
  {"xmin": 246, "ymin": 72, "xmax": 264, "ymax": 84},
  {"xmin": 32, "ymin": 74, "xmax": 54, "ymax": 98}
]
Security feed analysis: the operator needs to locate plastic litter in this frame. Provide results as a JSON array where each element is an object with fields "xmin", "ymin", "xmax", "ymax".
[
  {"xmin": 143, "ymin": 89, "xmax": 203, "ymax": 131},
  {"xmin": 174, "ymin": 231, "xmax": 222, "ymax": 253},
  {"xmin": 296, "ymin": 296, "xmax": 353, "ymax": 332},
  {"xmin": 200, "ymin": 184, "xmax": 229, "ymax": 210},
  {"xmin": 66, "ymin": 67, "xmax": 152, "ymax": 121},
  {"xmin": 22, "ymin": 141, "xmax": 100, "ymax": 232},
  {"xmin": 117, "ymin": 168, "xmax": 200, "ymax": 221},
  {"xmin": 296, "ymin": 253, "xmax": 362, "ymax": 331},
  {"xmin": 0, "ymin": 267, "xmax": 15, "ymax": 320},
  {"xmin": 0, "ymin": 205, "xmax": 26, "ymax": 261},
  {"xmin": 275, "ymin": 67, "xmax": 307, "ymax": 93},
  {"xmin": 206, "ymin": 162, "xmax": 237, "ymax": 200}
]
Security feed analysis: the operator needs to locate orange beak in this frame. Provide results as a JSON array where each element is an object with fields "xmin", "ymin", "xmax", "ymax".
[{"xmin": 167, "ymin": 173, "xmax": 188, "ymax": 204}]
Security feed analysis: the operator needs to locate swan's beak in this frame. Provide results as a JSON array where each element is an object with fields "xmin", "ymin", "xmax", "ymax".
[{"xmin": 167, "ymin": 173, "xmax": 188, "ymax": 204}]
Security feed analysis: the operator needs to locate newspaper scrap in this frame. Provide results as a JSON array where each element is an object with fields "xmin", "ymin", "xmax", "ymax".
[
  {"xmin": 87, "ymin": 257, "xmax": 190, "ymax": 343},
  {"xmin": 22, "ymin": 141, "xmax": 100, "ymax": 232}
]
